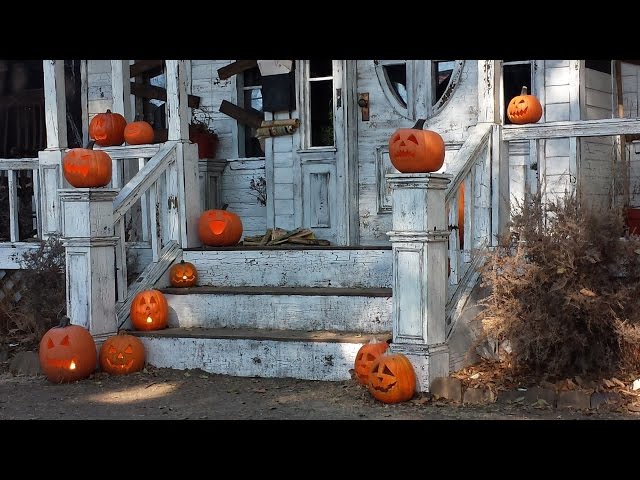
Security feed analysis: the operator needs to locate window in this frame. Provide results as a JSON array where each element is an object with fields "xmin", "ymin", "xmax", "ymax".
[
  {"xmin": 503, "ymin": 60, "xmax": 533, "ymax": 125},
  {"xmin": 307, "ymin": 60, "xmax": 334, "ymax": 147},
  {"xmin": 238, "ymin": 66, "xmax": 265, "ymax": 157}
]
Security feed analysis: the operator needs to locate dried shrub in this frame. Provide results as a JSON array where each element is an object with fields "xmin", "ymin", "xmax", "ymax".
[{"xmin": 473, "ymin": 192, "xmax": 640, "ymax": 380}]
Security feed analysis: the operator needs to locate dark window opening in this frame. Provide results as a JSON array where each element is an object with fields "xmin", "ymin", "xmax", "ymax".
[
  {"xmin": 310, "ymin": 60, "xmax": 332, "ymax": 78},
  {"xmin": 309, "ymin": 73, "xmax": 333, "ymax": 147},
  {"xmin": 241, "ymin": 66, "xmax": 265, "ymax": 157},
  {"xmin": 65, "ymin": 60, "xmax": 83, "ymax": 149},
  {"xmin": 383, "ymin": 64, "xmax": 407, "ymax": 107},
  {"xmin": 586, "ymin": 60, "xmax": 612, "ymax": 74},
  {"xmin": 433, "ymin": 60, "xmax": 454, "ymax": 105},
  {"xmin": 503, "ymin": 62, "xmax": 532, "ymax": 125}
]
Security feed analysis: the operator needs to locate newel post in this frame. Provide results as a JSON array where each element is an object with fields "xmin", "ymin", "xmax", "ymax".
[
  {"xmin": 386, "ymin": 172, "xmax": 452, "ymax": 392},
  {"xmin": 59, "ymin": 189, "xmax": 119, "ymax": 342}
]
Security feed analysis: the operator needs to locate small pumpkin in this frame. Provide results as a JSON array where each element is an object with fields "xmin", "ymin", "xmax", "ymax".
[
  {"xmin": 124, "ymin": 120, "xmax": 155, "ymax": 145},
  {"xmin": 38, "ymin": 316, "xmax": 97, "ymax": 383},
  {"xmin": 367, "ymin": 353, "xmax": 416, "ymax": 404},
  {"xmin": 354, "ymin": 339, "xmax": 389, "ymax": 385},
  {"xmin": 62, "ymin": 140, "xmax": 113, "ymax": 188},
  {"xmin": 169, "ymin": 260, "xmax": 198, "ymax": 288},
  {"xmin": 99, "ymin": 331, "xmax": 145, "ymax": 375},
  {"xmin": 89, "ymin": 109, "xmax": 127, "ymax": 147},
  {"xmin": 130, "ymin": 289, "xmax": 169, "ymax": 331},
  {"xmin": 198, "ymin": 207, "xmax": 243, "ymax": 246},
  {"xmin": 506, "ymin": 86, "xmax": 543, "ymax": 124},
  {"xmin": 388, "ymin": 119, "xmax": 445, "ymax": 173}
]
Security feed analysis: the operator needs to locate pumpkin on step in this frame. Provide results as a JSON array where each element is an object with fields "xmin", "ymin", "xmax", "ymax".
[
  {"xmin": 38, "ymin": 316, "xmax": 97, "ymax": 383},
  {"xmin": 99, "ymin": 331, "xmax": 145, "ymax": 375},
  {"xmin": 89, "ymin": 109, "xmax": 127, "ymax": 147},
  {"xmin": 130, "ymin": 289, "xmax": 169, "ymax": 331},
  {"xmin": 506, "ymin": 86, "xmax": 543, "ymax": 124},
  {"xmin": 367, "ymin": 353, "xmax": 416, "ymax": 404},
  {"xmin": 169, "ymin": 260, "xmax": 198, "ymax": 288},
  {"xmin": 62, "ymin": 141, "xmax": 113, "ymax": 188},
  {"xmin": 198, "ymin": 208, "xmax": 243, "ymax": 246},
  {"xmin": 124, "ymin": 120, "xmax": 155, "ymax": 145},
  {"xmin": 354, "ymin": 339, "xmax": 389, "ymax": 385},
  {"xmin": 388, "ymin": 119, "xmax": 445, "ymax": 173}
]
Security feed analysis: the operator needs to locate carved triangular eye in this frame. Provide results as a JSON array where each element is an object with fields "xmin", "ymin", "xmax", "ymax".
[
  {"xmin": 366, "ymin": 353, "xmax": 376, "ymax": 361},
  {"xmin": 47, "ymin": 338, "xmax": 55, "ymax": 349},
  {"xmin": 150, "ymin": 297, "xmax": 157, "ymax": 305},
  {"xmin": 407, "ymin": 134, "xmax": 418, "ymax": 145},
  {"xmin": 518, "ymin": 99, "xmax": 525, "ymax": 104},
  {"xmin": 60, "ymin": 335, "xmax": 70, "ymax": 346},
  {"xmin": 108, "ymin": 345, "xmax": 117, "ymax": 354},
  {"xmin": 390, "ymin": 133, "xmax": 400, "ymax": 144},
  {"xmin": 383, "ymin": 365, "xmax": 394, "ymax": 376},
  {"xmin": 124, "ymin": 345, "xmax": 134, "ymax": 354}
]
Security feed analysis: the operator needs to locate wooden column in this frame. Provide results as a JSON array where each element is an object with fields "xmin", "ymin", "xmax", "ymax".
[
  {"xmin": 59, "ymin": 189, "xmax": 119, "ymax": 341},
  {"xmin": 386, "ymin": 173, "xmax": 451, "ymax": 392}
]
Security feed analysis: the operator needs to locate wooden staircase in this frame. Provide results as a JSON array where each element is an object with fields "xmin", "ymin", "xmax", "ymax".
[{"xmin": 127, "ymin": 246, "xmax": 393, "ymax": 381}]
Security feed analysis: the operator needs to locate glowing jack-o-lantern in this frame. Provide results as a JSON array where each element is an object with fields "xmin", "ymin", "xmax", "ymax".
[
  {"xmin": 169, "ymin": 260, "xmax": 198, "ymax": 288},
  {"xmin": 99, "ymin": 332, "xmax": 146, "ymax": 375},
  {"xmin": 198, "ymin": 208, "xmax": 243, "ymax": 246},
  {"xmin": 388, "ymin": 119, "xmax": 445, "ymax": 173},
  {"xmin": 38, "ymin": 317, "xmax": 97, "ymax": 383},
  {"xmin": 507, "ymin": 86, "xmax": 543, "ymax": 125},
  {"xmin": 354, "ymin": 339, "xmax": 389, "ymax": 385},
  {"xmin": 130, "ymin": 289, "xmax": 169, "ymax": 331},
  {"xmin": 367, "ymin": 353, "xmax": 416, "ymax": 404},
  {"xmin": 62, "ymin": 141, "xmax": 113, "ymax": 188},
  {"xmin": 89, "ymin": 109, "xmax": 127, "ymax": 147}
]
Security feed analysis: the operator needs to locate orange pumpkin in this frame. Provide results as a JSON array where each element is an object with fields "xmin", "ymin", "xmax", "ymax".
[
  {"xmin": 169, "ymin": 260, "xmax": 198, "ymax": 288},
  {"xmin": 99, "ymin": 331, "xmax": 145, "ymax": 375},
  {"xmin": 124, "ymin": 120, "xmax": 155, "ymax": 145},
  {"xmin": 388, "ymin": 119, "xmax": 445, "ymax": 173},
  {"xmin": 354, "ymin": 339, "xmax": 389, "ymax": 385},
  {"xmin": 89, "ymin": 109, "xmax": 127, "ymax": 147},
  {"xmin": 507, "ymin": 86, "xmax": 543, "ymax": 124},
  {"xmin": 367, "ymin": 353, "xmax": 416, "ymax": 404},
  {"xmin": 62, "ymin": 141, "xmax": 113, "ymax": 188},
  {"xmin": 38, "ymin": 316, "xmax": 97, "ymax": 383},
  {"xmin": 130, "ymin": 289, "xmax": 169, "ymax": 331},
  {"xmin": 198, "ymin": 208, "xmax": 243, "ymax": 246}
]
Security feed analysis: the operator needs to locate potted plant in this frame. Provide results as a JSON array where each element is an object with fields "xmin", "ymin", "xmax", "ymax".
[{"xmin": 189, "ymin": 108, "xmax": 219, "ymax": 159}]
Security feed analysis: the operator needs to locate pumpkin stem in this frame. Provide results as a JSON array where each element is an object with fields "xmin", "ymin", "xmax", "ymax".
[
  {"xmin": 521, "ymin": 86, "xmax": 528, "ymax": 96},
  {"xmin": 86, "ymin": 140, "xmax": 96, "ymax": 150},
  {"xmin": 222, "ymin": 203, "xmax": 229, "ymax": 211},
  {"xmin": 412, "ymin": 119, "xmax": 426, "ymax": 130},
  {"xmin": 180, "ymin": 260, "xmax": 186, "ymax": 264},
  {"xmin": 58, "ymin": 315, "xmax": 71, "ymax": 328}
]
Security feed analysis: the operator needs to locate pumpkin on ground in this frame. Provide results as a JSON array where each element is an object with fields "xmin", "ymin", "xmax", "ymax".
[
  {"xmin": 99, "ymin": 331, "xmax": 146, "ymax": 375},
  {"xmin": 169, "ymin": 260, "xmax": 198, "ymax": 287},
  {"xmin": 89, "ymin": 109, "xmax": 127, "ymax": 147},
  {"xmin": 198, "ymin": 208, "xmax": 243, "ymax": 246},
  {"xmin": 62, "ymin": 140, "xmax": 113, "ymax": 188},
  {"xmin": 130, "ymin": 289, "xmax": 169, "ymax": 331},
  {"xmin": 124, "ymin": 120, "xmax": 155, "ymax": 145},
  {"xmin": 388, "ymin": 119, "xmax": 445, "ymax": 173},
  {"xmin": 506, "ymin": 86, "xmax": 543, "ymax": 124},
  {"xmin": 353, "ymin": 339, "xmax": 389, "ymax": 385},
  {"xmin": 38, "ymin": 316, "xmax": 97, "ymax": 383},
  {"xmin": 367, "ymin": 353, "xmax": 416, "ymax": 404}
]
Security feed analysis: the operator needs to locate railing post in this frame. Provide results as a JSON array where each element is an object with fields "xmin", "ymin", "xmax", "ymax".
[
  {"xmin": 59, "ymin": 189, "xmax": 119, "ymax": 342},
  {"xmin": 386, "ymin": 172, "xmax": 452, "ymax": 392}
]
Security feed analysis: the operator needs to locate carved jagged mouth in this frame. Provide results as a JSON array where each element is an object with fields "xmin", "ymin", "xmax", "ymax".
[
  {"xmin": 509, "ymin": 107, "xmax": 529, "ymax": 117},
  {"xmin": 373, "ymin": 381, "xmax": 397, "ymax": 393},
  {"xmin": 45, "ymin": 357, "xmax": 79, "ymax": 370},
  {"xmin": 392, "ymin": 149, "xmax": 415, "ymax": 158},
  {"xmin": 106, "ymin": 358, "xmax": 133, "ymax": 370},
  {"xmin": 65, "ymin": 162, "xmax": 90, "ymax": 177},
  {"xmin": 209, "ymin": 220, "xmax": 226, "ymax": 235}
]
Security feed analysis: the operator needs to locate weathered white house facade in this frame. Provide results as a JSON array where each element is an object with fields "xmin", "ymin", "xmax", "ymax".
[{"xmin": 2, "ymin": 59, "xmax": 640, "ymax": 391}]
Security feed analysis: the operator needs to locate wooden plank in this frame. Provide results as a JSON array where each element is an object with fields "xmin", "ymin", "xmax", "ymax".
[
  {"xmin": 130, "ymin": 60, "xmax": 164, "ymax": 78},
  {"xmin": 8, "ymin": 170, "xmax": 18, "ymax": 242},
  {"xmin": 0, "ymin": 158, "xmax": 39, "ymax": 170},
  {"xmin": 111, "ymin": 60, "xmax": 132, "ymax": 121},
  {"xmin": 130, "ymin": 82, "xmax": 200, "ymax": 109},
  {"xmin": 43, "ymin": 60, "xmax": 67, "ymax": 149},
  {"xmin": 219, "ymin": 100, "xmax": 263, "ymax": 129},
  {"xmin": 165, "ymin": 60, "xmax": 190, "ymax": 142},
  {"xmin": 217, "ymin": 60, "xmax": 257, "ymax": 80},
  {"xmin": 503, "ymin": 118, "xmax": 640, "ymax": 141},
  {"xmin": 114, "ymin": 218, "xmax": 127, "ymax": 302},
  {"xmin": 97, "ymin": 144, "xmax": 161, "ymax": 159}
]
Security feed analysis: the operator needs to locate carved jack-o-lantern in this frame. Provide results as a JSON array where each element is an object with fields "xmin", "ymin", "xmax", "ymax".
[
  {"xmin": 130, "ymin": 289, "xmax": 169, "ymax": 331},
  {"xmin": 388, "ymin": 119, "xmax": 445, "ymax": 173},
  {"xmin": 62, "ymin": 141, "xmax": 113, "ymax": 188},
  {"xmin": 169, "ymin": 260, "xmax": 198, "ymax": 288},
  {"xmin": 198, "ymin": 208, "xmax": 243, "ymax": 246},
  {"xmin": 507, "ymin": 86, "xmax": 543, "ymax": 125},
  {"xmin": 367, "ymin": 353, "xmax": 416, "ymax": 404},
  {"xmin": 89, "ymin": 109, "xmax": 127, "ymax": 147},
  {"xmin": 38, "ymin": 316, "xmax": 97, "ymax": 383},
  {"xmin": 99, "ymin": 332, "xmax": 145, "ymax": 375},
  {"xmin": 124, "ymin": 120, "xmax": 155, "ymax": 145},
  {"xmin": 354, "ymin": 340, "xmax": 389, "ymax": 385}
]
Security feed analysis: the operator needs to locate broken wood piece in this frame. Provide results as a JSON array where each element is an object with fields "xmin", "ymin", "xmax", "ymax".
[
  {"xmin": 219, "ymin": 100, "xmax": 263, "ymax": 129},
  {"xmin": 259, "ymin": 228, "xmax": 273, "ymax": 245},
  {"xmin": 255, "ymin": 125, "xmax": 296, "ymax": 138},
  {"xmin": 217, "ymin": 60, "xmax": 258, "ymax": 80},
  {"xmin": 260, "ymin": 119, "xmax": 300, "ymax": 128},
  {"xmin": 242, "ymin": 241, "xmax": 263, "ymax": 246},
  {"xmin": 289, "ymin": 228, "xmax": 313, "ymax": 239},
  {"xmin": 267, "ymin": 227, "xmax": 306, "ymax": 245}
]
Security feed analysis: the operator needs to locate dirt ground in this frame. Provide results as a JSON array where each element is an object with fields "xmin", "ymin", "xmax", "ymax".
[{"xmin": 1, "ymin": 361, "xmax": 640, "ymax": 421}]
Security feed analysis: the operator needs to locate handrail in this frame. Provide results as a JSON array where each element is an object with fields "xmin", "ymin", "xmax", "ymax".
[
  {"xmin": 502, "ymin": 117, "xmax": 640, "ymax": 141},
  {"xmin": 0, "ymin": 158, "xmax": 39, "ymax": 169}
]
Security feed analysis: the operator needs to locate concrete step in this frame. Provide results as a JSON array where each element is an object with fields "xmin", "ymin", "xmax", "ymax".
[
  {"xmin": 160, "ymin": 286, "xmax": 392, "ymax": 334},
  {"xmin": 167, "ymin": 246, "xmax": 392, "ymax": 289},
  {"xmin": 133, "ymin": 327, "xmax": 391, "ymax": 381}
]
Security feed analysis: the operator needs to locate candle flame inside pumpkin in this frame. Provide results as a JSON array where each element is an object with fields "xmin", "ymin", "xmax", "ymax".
[{"xmin": 146, "ymin": 316, "xmax": 153, "ymax": 323}]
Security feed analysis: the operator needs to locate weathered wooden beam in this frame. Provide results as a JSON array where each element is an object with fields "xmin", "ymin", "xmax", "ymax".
[
  {"xmin": 219, "ymin": 100, "xmax": 263, "ymax": 128},
  {"xmin": 217, "ymin": 60, "xmax": 257, "ymax": 80},
  {"xmin": 502, "ymin": 118, "xmax": 640, "ymax": 141},
  {"xmin": 130, "ymin": 82, "xmax": 200, "ymax": 109},
  {"xmin": 130, "ymin": 60, "xmax": 164, "ymax": 78}
]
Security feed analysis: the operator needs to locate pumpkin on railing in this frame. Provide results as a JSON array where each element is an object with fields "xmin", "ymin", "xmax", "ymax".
[
  {"xmin": 388, "ymin": 119, "xmax": 445, "ymax": 173},
  {"xmin": 89, "ymin": 109, "xmax": 127, "ymax": 147},
  {"xmin": 124, "ymin": 119, "xmax": 155, "ymax": 145},
  {"xmin": 62, "ymin": 140, "xmax": 112, "ymax": 188}
]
